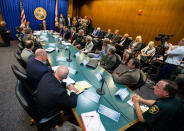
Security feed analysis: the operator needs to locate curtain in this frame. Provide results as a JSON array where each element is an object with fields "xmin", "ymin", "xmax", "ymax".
[{"xmin": 0, "ymin": 0, "xmax": 69, "ymax": 39}]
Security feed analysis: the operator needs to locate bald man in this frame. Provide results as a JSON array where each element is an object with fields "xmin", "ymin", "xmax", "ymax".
[
  {"xmin": 26, "ymin": 49, "xmax": 51, "ymax": 89},
  {"xmin": 36, "ymin": 66, "xmax": 78, "ymax": 118}
]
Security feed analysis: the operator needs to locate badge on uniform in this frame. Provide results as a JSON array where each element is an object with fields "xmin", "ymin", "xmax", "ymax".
[{"xmin": 149, "ymin": 105, "xmax": 159, "ymax": 114}]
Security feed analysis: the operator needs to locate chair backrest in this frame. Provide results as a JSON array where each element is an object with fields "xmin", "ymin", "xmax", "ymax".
[
  {"xmin": 15, "ymin": 52, "xmax": 27, "ymax": 69},
  {"xmin": 15, "ymin": 80, "xmax": 40, "ymax": 121},
  {"xmin": 130, "ymin": 70, "xmax": 147, "ymax": 90},
  {"xmin": 11, "ymin": 64, "xmax": 35, "ymax": 95}
]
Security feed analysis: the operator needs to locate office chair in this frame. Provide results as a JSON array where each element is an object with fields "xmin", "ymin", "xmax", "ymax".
[
  {"xmin": 15, "ymin": 52, "xmax": 27, "ymax": 69},
  {"xmin": 15, "ymin": 80, "xmax": 61, "ymax": 131}
]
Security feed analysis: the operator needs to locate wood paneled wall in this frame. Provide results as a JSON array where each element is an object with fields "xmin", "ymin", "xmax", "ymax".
[{"xmin": 73, "ymin": 0, "xmax": 184, "ymax": 45}]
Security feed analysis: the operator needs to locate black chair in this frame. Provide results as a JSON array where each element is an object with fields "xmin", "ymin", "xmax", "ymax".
[
  {"xmin": 15, "ymin": 80, "xmax": 61, "ymax": 131},
  {"xmin": 15, "ymin": 52, "xmax": 27, "ymax": 69},
  {"xmin": 11, "ymin": 64, "xmax": 35, "ymax": 95},
  {"xmin": 18, "ymin": 42, "xmax": 24, "ymax": 51}
]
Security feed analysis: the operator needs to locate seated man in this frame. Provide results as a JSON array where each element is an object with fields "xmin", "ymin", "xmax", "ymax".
[
  {"xmin": 115, "ymin": 33, "xmax": 132, "ymax": 55},
  {"xmin": 110, "ymin": 29, "xmax": 121, "ymax": 45},
  {"xmin": 25, "ymin": 21, "xmax": 32, "ymax": 31},
  {"xmin": 62, "ymin": 26, "xmax": 71, "ymax": 41},
  {"xmin": 36, "ymin": 66, "xmax": 79, "ymax": 118},
  {"xmin": 156, "ymin": 38, "xmax": 184, "ymax": 83},
  {"xmin": 26, "ymin": 49, "xmax": 51, "ymax": 88},
  {"xmin": 81, "ymin": 35, "xmax": 94, "ymax": 54},
  {"xmin": 72, "ymin": 29, "xmax": 86, "ymax": 49},
  {"xmin": 39, "ymin": 20, "xmax": 48, "ymax": 30},
  {"xmin": 0, "ymin": 21, "xmax": 11, "ymax": 47},
  {"xmin": 68, "ymin": 27, "xmax": 77, "ymax": 43},
  {"xmin": 132, "ymin": 79, "xmax": 183, "ymax": 131},
  {"xmin": 99, "ymin": 46, "xmax": 117, "ymax": 72},
  {"xmin": 88, "ymin": 38, "xmax": 110, "ymax": 60},
  {"xmin": 21, "ymin": 40, "xmax": 35, "ymax": 63},
  {"xmin": 104, "ymin": 29, "xmax": 113, "ymax": 40},
  {"xmin": 112, "ymin": 58, "xmax": 146, "ymax": 87},
  {"xmin": 128, "ymin": 35, "xmax": 143, "ymax": 54},
  {"xmin": 92, "ymin": 27, "xmax": 102, "ymax": 38}
]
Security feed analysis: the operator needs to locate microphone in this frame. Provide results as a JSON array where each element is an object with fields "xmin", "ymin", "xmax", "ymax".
[
  {"xmin": 65, "ymin": 46, "xmax": 72, "ymax": 62},
  {"xmin": 96, "ymin": 73, "xmax": 105, "ymax": 95}
]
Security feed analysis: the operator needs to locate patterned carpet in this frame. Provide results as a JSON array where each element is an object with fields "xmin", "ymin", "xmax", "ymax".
[
  {"xmin": 0, "ymin": 41, "xmax": 36, "ymax": 131},
  {"xmin": 0, "ymin": 41, "xmax": 156, "ymax": 131}
]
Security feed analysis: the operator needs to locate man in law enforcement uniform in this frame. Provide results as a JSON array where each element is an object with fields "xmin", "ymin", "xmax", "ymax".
[
  {"xmin": 72, "ymin": 29, "xmax": 85, "ymax": 49},
  {"xmin": 132, "ymin": 79, "xmax": 183, "ymax": 131}
]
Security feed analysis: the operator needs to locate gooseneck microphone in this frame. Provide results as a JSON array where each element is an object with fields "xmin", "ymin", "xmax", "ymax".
[
  {"xmin": 96, "ymin": 73, "xmax": 105, "ymax": 95},
  {"xmin": 65, "ymin": 46, "xmax": 72, "ymax": 62}
]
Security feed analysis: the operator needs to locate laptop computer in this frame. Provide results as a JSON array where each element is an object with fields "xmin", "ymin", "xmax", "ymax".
[{"xmin": 86, "ymin": 59, "xmax": 98, "ymax": 69}]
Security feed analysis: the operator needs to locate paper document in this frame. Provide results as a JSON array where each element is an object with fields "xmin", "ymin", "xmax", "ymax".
[
  {"xmin": 48, "ymin": 43, "xmax": 56, "ymax": 47},
  {"xmin": 45, "ymin": 47, "xmax": 55, "ymax": 52},
  {"xmin": 140, "ymin": 104, "xmax": 149, "ymax": 112},
  {"xmin": 74, "ymin": 81, "xmax": 92, "ymax": 94},
  {"xmin": 82, "ymin": 59, "xmax": 88, "ymax": 66},
  {"xmin": 68, "ymin": 67, "xmax": 77, "ymax": 75},
  {"xmin": 115, "ymin": 88, "xmax": 129, "ymax": 101},
  {"xmin": 98, "ymin": 104, "xmax": 120, "ymax": 122},
  {"xmin": 56, "ymin": 56, "xmax": 67, "ymax": 61},
  {"xmin": 127, "ymin": 99, "xmax": 134, "ymax": 107},
  {"xmin": 83, "ymin": 90, "xmax": 100, "ymax": 103},
  {"xmin": 63, "ymin": 76, "xmax": 75, "ymax": 86},
  {"xmin": 62, "ymin": 41, "xmax": 71, "ymax": 45},
  {"xmin": 96, "ymin": 72, "xmax": 102, "ymax": 81},
  {"xmin": 81, "ymin": 111, "xmax": 106, "ymax": 131},
  {"xmin": 74, "ymin": 52, "xmax": 80, "ymax": 57}
]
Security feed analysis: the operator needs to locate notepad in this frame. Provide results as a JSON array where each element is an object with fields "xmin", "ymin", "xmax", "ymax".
[
  {"xmin": 81, "ymin": 111, "xmax": 106, "ymax": 131},
  {"xmin": 98, "ymin": 104, "xmax": 120, "ymax": 122},
  {"xmin": 127, "ymin": 99, "xmax": 134, "ymax": 107},
  {"xmin": 74, "ymin": 81, "xmax": 92, "ymax": 94},
  {"xmin": 115, "ymin": 88, "xmax": 129, "ymax": 101}
]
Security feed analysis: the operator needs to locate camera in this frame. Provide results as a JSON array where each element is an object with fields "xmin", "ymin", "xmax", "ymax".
[{"xmin": 155, "ymin": 33, "xmax": 174, "ymax": 42}]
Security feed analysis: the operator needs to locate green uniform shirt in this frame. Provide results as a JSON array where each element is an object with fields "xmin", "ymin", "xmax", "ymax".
[
  {"xmin": 143, "ymin": 97, "xmax": 182, "ymax": 131},
  {"xmin": 74, "ymin": 35, "xmax": 86, "ymax": 48}
]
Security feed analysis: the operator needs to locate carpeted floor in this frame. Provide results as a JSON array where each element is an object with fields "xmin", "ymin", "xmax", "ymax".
[
  {"xmin": 0, "ymin": 41, "xmax": 156, "ymax": 131},
  {"xmin": 0, "ymin": 41, "xmax": 36, "ymax": 131}
]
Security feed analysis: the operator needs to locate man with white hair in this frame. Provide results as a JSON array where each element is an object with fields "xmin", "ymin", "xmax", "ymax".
[
  {"xmin": 36, "ymin": 66, "xmax": 79, "ymax": 118},
  {"xmin": 0, "ymin": 21, "xmax": 11, "ymax": 47}
]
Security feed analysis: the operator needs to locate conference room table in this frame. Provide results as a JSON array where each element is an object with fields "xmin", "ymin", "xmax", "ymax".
[{"xmin": 38, "ymin": 31, "xmax": 138, "ymax": 131}]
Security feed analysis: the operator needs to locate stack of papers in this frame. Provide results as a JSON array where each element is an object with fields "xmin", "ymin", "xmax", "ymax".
[
  {"xmin": 98, "ymin": 104, "xmax": 120, "ymax": 122},
  {"xmin": 81, "ymin": 111, "xmax": 106, "ymax": 131},
  {"xmin": 115, "ymin": 88, "xmax": 129, "ymax": 101},
  {"xmin": 74, "ymin": 81, "xmax": 92, "ymax": 94},
  {"xmin": 45, "ymin": 47, "xmax": 55, "ymax": 52}
]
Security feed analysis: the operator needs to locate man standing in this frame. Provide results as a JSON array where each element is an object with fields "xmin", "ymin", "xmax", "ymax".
[
  {"xmin": 132, "ymin": 79, "xmax": 183, "ymax": 131},
  {"xmin": 36, "ymin": 66, "xmax": 78, "ymax": 118}
]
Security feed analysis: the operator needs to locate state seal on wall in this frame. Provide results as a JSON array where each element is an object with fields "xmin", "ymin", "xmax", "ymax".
[{"xmin": 34, "ymin": 7, "xmax": 47, "ymax": 20}]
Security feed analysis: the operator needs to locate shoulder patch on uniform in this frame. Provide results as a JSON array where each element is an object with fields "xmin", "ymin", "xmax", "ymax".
[{"xmin": 149, "ymin": 105, "xmax": 159, "ymax": 114}]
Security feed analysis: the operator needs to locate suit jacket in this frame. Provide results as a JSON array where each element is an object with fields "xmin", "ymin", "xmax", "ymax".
[
  {"xmin": 36, "ymin": 72, "xmax": 78, "ymax": 117},
  {"xmin": 54, "ymin": 26, "xmax": 60, "ymax": 33},
  {"xmin": 100, "ymin": 54, "xmax": 117, "ymax": 71},
  {"xmin": 71, "ymin": 32, "xmax": 77, "ymax": 43},
  {"xmin": 104, "ymin": 33, "xmax": 113, "ymax": 40},
  {"xmin": 82, "ymin": 41, "xmax": 94, "ymax": 53},
  {"xmin": 21, "ymin": 48, "xmax": 35, "ymax": 63},
  {"xmin": 63, "ymin": 30, "xmax": 71, "ymax": 41},
  {"xmin": 119, "ymin": 37, "xmax": 132, "ymax": 47},
  {"xmin": 65, "ymin": 17, "xmax": 72, "ymax": 27},
  {"xmin": 59, "ymin": 17, "xmax": 66, "ymax": 26},
  {"xmin": 112, "ymin": 64, "xmax": 143, "ymax": 87},
  {"xmin": 0, "ymin": 26, "xmax": 11, "ymax": 43},
  {"xmin": 39, "ymin": 24, "xmax": 48, "ymax": 30},
  {"xmin": 129, "ymin": 41, "xmax": 143, "ymax": 53},
  {"xmin": 26, "ymin": 57, "xmax": 51, "ymax": 88},
  {"xmin": 111, "ymin": 34, "xmax": 122, "ymax": 44}
]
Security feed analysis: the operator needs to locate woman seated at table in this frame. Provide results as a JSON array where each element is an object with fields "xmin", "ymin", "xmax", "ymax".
[
  {"xmin": 137, "ymin": 41, "xmax": 156, "ymax": 63},
  {"xmin": 81, "ymin": 35, "xmax": 94, "ymax": 54}
]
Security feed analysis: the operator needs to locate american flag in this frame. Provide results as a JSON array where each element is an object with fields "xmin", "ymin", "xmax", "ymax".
[
  {"xmin": 55, "ymin": 0, "xmax": 58, "ymax": 22},
  {"xmin": 20, "ymin": 0, "xmax": 26, "ymax": 25}
]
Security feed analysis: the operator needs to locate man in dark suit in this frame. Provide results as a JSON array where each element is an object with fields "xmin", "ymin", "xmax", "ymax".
[
  {"xmin": 54, "ymin": 22, "xmax": 60, "ymax": 33},
  {"xmin": 26, "ymin": 49, "xmax": 51, "ymax": 88},
  {"xmin": 110, "ymin": 29, "xmax": 122, "ymax": 45},
  {"xmin": 39, "ymin": 20, "xmax": 48, "ymax": 30},
  {"xmin": 65, "ymin": 14, "xmax": 72, "ymax": 28},
  {"xmin": 68, "ymin": 27, "xmax": 77, "ymax": 43},
  {"xmin": 0, "ymin": 21, "xmax": 11, "ymax": 47},
  {"xmin": 115, "ymin": 33, "xmax": 132, "ymax": 55},
  {"xmin": 104, "ymin": 29, "xmax": 113, "ymax": 40},
  {"xmin": 36, "ymin": 66, "xmax": 79, "ymax": 118},
  {"xmin": 62, "ymin": 26, "xmax": 71, "ymax": 41}
]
